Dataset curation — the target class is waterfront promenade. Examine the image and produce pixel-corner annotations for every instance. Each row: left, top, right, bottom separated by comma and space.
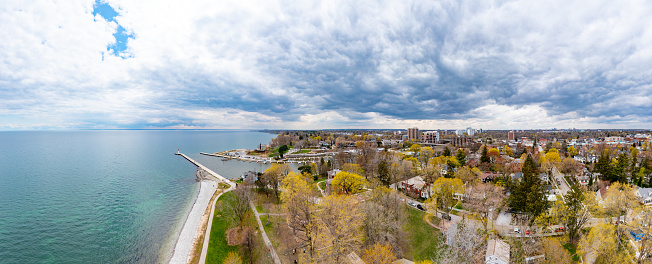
171, 153, 235, 264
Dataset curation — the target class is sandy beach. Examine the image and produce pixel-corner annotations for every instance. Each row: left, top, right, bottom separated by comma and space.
169, 179, 218, 264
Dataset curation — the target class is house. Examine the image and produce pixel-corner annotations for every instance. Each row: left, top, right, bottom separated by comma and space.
482, 172, 500, 183
328, 169, 342, 179
539, 172, 549, 183
595, 182, 610, 205
636, 187, 652, 206
511, 172, 523, 182
397, 176, 431, 199
486, 239, 510, 264
241, 171, 258, 183
345, 252, 365, 264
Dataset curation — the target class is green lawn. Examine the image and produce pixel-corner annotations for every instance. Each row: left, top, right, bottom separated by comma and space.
297, 149, 311, 153
563, 242, 580, 262
206, 192, 240, 263
405, 207, 444, 261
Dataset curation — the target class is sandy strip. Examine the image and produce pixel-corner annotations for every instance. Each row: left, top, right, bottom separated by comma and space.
169, 179, 218, 264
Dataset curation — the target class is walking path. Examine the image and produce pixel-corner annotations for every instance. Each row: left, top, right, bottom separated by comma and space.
250, 201, 282, 264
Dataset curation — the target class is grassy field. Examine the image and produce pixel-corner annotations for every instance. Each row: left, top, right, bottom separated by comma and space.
206, 192, 272, 264
206, 192, 240, 263
405, 208, 444, 261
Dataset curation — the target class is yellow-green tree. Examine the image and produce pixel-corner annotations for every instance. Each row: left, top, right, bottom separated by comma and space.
568, 146, 578, 156
281, 171, 318, 255
262, 163, 291, 202
487, 148, 501, 161
542, 238, 572, 264
409, 143, 421, 156
361, 243, 397, 264
223, 251, 242, 264
544, 148, 561, 163
578, 223, 631, 263
318, 195, 364, 263
504, 145, 514, 156
332, 171, 367, 194
430, 177, 464, 214
419, 146, 434, 166
454, 166, 480, 184
342, 163, 364, 175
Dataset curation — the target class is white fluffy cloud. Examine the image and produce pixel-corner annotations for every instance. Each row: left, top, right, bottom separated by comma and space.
1, 0, 652, 130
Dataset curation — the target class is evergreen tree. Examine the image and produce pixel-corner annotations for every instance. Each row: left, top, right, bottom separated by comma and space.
480, 145, 490, 164
508, 154, 548, 224
443, 147, 451, 157
445, 159, 455, 178
456, 148, 466, 165
595, 150, 613, 181
377, 160, 390, 186
613, 153, 629, 183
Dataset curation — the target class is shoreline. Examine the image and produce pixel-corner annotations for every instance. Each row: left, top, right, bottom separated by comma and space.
170, 153, 236, 264
169, 179, 217, 264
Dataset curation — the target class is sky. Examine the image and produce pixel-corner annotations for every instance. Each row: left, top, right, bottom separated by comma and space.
1, 0, 652, 130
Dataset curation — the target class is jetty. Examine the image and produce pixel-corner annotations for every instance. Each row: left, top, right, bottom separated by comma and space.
176, 153, 235, 188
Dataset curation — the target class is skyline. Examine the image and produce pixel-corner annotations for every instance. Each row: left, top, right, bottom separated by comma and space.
2, 0, 652, 130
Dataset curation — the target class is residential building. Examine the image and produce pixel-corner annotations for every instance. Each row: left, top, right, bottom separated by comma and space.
508, 130, 515, 141
423, 131, 440, 144
636, 187, 652, 206
397, 176, 431, 199
486, 239, 510, 264
452, 136, 473, 147
407, 127, 420, 141
466, 127, 475, 136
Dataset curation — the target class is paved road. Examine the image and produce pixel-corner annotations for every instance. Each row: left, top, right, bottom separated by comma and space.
250, 201, 282, 264
553, 167, 571, 195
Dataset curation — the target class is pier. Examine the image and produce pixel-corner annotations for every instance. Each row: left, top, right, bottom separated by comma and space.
175, 153, 235, 188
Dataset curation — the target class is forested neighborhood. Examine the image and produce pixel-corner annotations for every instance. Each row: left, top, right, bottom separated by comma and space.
215, 128, 652, 264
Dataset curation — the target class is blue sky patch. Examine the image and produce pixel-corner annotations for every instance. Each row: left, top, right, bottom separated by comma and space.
93, 0, 133, 58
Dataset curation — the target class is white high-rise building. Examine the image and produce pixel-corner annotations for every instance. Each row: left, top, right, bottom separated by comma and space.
466, 127, 475, 136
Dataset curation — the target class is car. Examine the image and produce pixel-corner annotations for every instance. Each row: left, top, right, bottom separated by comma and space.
514, 228, 520, 233
526, 230, 530, 235
417, 204, 425, 211
442, 214, 452, 220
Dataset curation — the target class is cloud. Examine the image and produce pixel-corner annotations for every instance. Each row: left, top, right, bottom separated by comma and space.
1, 0, 652, 129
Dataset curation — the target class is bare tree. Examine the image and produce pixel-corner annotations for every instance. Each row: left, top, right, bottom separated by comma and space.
464, 183, 505, 233
437, 219, 486, 264
362, 187, 407, 257
228, 183, 251, 225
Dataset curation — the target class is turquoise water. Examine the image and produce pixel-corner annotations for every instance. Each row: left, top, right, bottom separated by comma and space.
0, 130, 277, 264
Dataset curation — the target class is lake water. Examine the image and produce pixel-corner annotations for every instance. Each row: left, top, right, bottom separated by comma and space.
0, 130, 285, 264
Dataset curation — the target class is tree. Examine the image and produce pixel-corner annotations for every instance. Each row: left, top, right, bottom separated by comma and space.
508, 154, 548, 223
228, 183, 251, 225
442, 147, 451, 157
480, 145, 490, 164
437, 219, 485, 264
377, 160, 390, 186
604, 181, 638, 223
223, 251, 243, 264
420, 147, 434, 167
562, 184, 592, 245
456, 148, 466, 165
487, 148, 500, 162
332, 171, 367, 194
409, 144, 421, 156
613, 153, 630, 183
595, 150, 614, 181
504, 145, 513, 157
542, 238, 572, 264
578, 223, 631, 263
278, 144, 289, 158
544, 148, 561, 163
281, 171, 318, 256
361, 244, 397, 264
464, 183, 505, 233
262, 163, 291, 202
342, 163, 364, 175
362, 187, 407, 257
318, 195, 364, 263
568, 146, 578, 157
454, 166, 480, 184
429, 177, 464, 215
